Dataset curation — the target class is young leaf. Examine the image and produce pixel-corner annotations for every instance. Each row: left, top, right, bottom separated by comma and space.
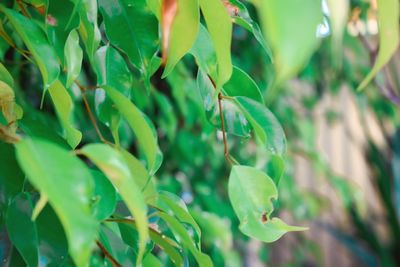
6, 193, 39, 267
254, 0, 322, 83
79, 144, 149, 265
15, 138, 98, 267
90, 170, 117, 221
358, 0, 399, 90
64, 30, 83, 88
199, 0, 233, 87
228, 165, 307, 242
162, 0, 200, 77
235, 96, 286, 156
98, 0, 159, 81
0, 6, 59, 88
48, 80, 82, 149
103, 85, 163, 174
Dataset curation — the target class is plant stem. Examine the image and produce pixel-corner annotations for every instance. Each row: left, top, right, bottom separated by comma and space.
96, 241, 122, 267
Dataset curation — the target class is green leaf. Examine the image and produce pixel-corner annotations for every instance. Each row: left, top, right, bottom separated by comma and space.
6, 193, 38, 267
77, 0, 101, 61
119, 148, 158, 205
0, 6, 59, 88
235, 96, 286, 156
254, 0, 322, 83
0, 62, 14, 87
158, 211, 213, 267
228, 165, 307, 242
93, 45, 132, 134
229, 0, 273, 60
15, 138, 97, 267
104, 85, 162, 174
98, 0, 159, 81
197, 69, 251, 137
64, 29, 83, 88
163, 0, 200, 77
47, 0, 80, 64
223, 66, 263, 103
190, 24, 218, 78
199, 0, 233, 87
90, 170, 117, 221
80, 144, 149, 265
358, 0, 399, 90
149, 229, 184, 266
157, 191, 201, 247
326, 0, 349, 66
48, 80, 82, 149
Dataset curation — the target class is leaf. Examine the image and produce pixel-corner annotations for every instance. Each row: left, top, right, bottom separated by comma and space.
0, 6, 59, 88
223, 66, 263, 103
196, 69, 251, 137
104, 85, 163, 174
235, 96, 286, 156
48, 80, 82, 149
190, 24, 218, 78
254, 0, 322, 83
6, 193, 38, 267
228, 165, 307, 243
0, 62, 14, 87
358, 0, 399, 90
158, 211, 213, 267
326, 0, 349, 66
162, 0, 200, 77
227, 0, 273, 60
199, 0, 233, 87
15, 138, 98, 267
119, 148, 158, 205
161, 0, 178, 63
64, 29, 83, 88
77, 0, 101, 61
157, 191, 201, 247
90, 170, 117, 221
47, 0, 80, 64
80, 144, 149, 265
98, 0, 159, 81
93, 45, 132, 134
149, 229, 184, 266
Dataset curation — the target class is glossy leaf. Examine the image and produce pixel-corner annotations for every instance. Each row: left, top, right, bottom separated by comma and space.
15, 138, 97, 267
223, 66, 263, 103
254, 0, 322, 83
94, 45, 132, 133
90, 170, 117, 221
228, 165, 307, 242
104, 85, 162, 174
199, 0, 233, 87
158, 212, 213, 267
64, 30, 83, 88
235, 96, 286, 156
80, 144, 149, 265
6, 193, 38, 267
228, 0, 273, 60
162, 0, 200, 77
98, 0, 159, 81
0, 6, 59, 88
358, 0, 399, 90
48, 80, 82, 149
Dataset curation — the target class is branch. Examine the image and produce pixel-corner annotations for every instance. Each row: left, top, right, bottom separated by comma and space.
96, 241, 122, 267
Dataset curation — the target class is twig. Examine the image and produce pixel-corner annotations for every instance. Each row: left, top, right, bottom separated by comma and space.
75, 81, 110, 144
96, 241, 122, 267
217, 93, 229, 158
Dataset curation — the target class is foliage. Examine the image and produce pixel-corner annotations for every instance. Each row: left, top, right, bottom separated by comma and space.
0, 0, 399, 266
